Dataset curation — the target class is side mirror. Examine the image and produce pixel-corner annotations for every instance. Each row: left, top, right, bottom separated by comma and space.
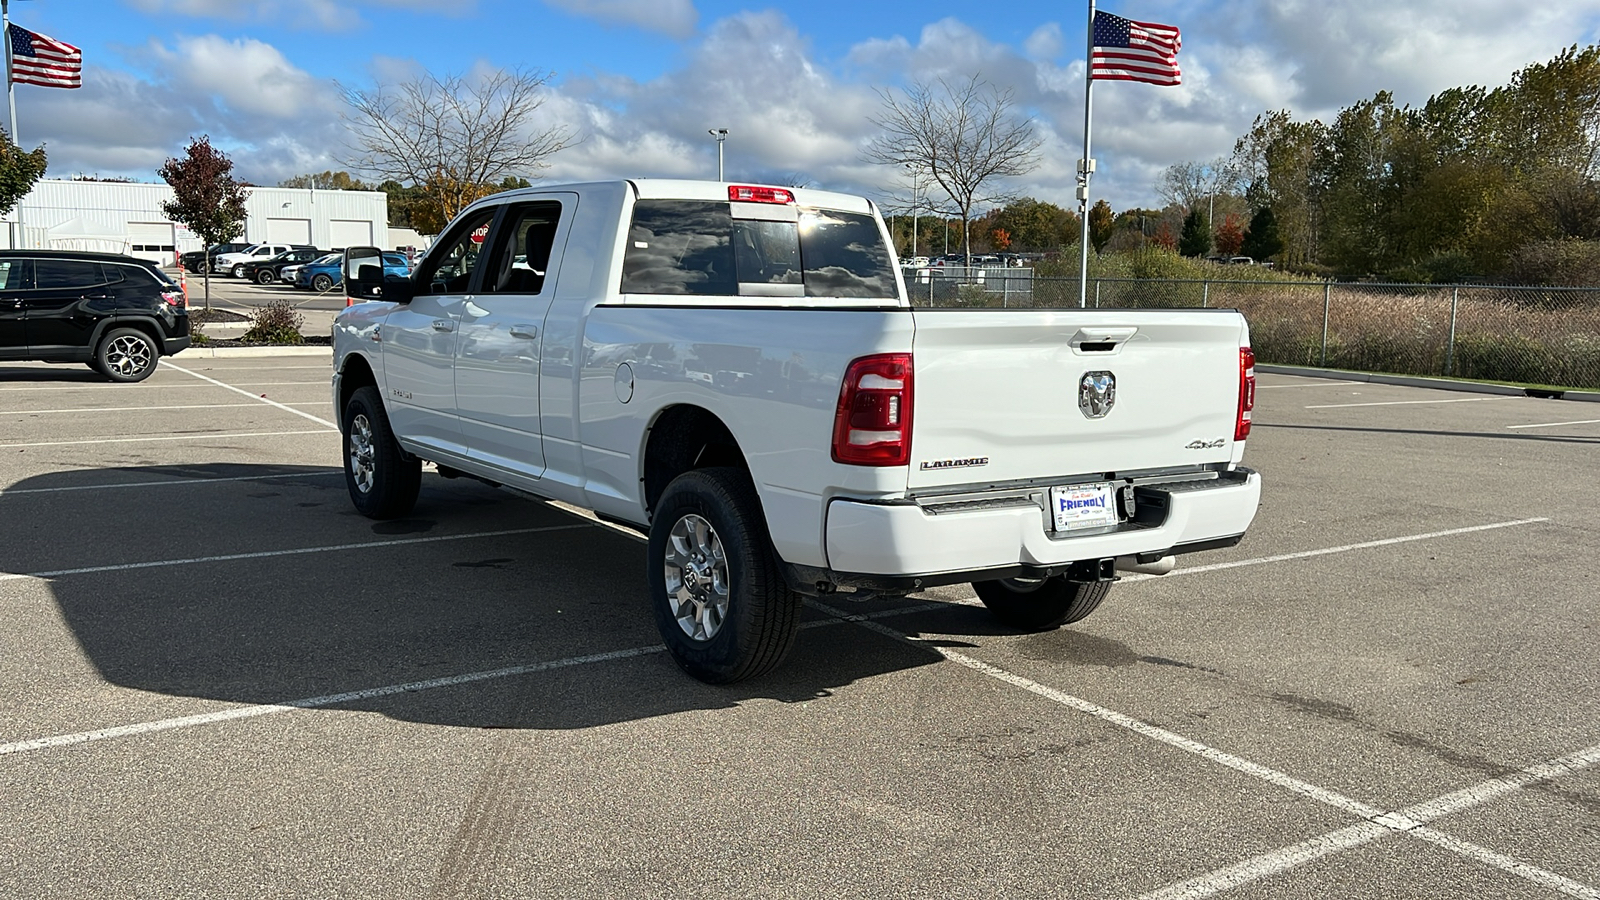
343, 248, 415, 303
343, 247, 385, 302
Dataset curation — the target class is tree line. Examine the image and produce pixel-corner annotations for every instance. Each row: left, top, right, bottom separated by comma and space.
1194, 44, 1600, 284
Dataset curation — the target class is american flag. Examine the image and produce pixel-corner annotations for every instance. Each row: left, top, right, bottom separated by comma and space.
8, 23, 82, 89
1090, 11, 1181, 86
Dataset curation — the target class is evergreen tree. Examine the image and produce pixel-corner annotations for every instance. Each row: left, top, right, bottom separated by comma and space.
1178, 208, 1211, 257
1240, 207, 1285, 262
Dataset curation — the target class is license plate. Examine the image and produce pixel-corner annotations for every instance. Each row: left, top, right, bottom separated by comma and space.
1050, 482, 1118, 532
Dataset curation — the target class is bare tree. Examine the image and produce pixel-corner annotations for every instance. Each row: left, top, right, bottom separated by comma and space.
1156, 158, 1239, 214
341, 68, 575, 230
864, 75, 1042, 261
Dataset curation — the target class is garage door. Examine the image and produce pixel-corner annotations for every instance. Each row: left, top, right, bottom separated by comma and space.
128, 223, 175, 265
266, 218, 312, 245
329, 219, 373, 249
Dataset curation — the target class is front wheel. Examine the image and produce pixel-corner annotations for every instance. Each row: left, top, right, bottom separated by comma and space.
342, 385, 421, 519
972, 576, 1112, 631
231, 263, 246, 278
256, 269, 275, 285
311, 273, 334, 292
648, 468, 803, 684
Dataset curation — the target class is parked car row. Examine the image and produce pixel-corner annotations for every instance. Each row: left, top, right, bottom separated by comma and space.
174, 244, 415, 293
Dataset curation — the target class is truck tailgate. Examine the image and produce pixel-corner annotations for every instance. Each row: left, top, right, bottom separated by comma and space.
906, 308, 1248, 490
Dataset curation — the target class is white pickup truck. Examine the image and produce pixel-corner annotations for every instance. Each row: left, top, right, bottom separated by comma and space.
332, 179, 1261, 683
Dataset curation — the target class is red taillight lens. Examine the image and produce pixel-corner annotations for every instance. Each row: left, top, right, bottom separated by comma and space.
832, 354, 913, 466
728, 185, 795, 204
161, 290, 186, 308
1235, 347, 1256, 441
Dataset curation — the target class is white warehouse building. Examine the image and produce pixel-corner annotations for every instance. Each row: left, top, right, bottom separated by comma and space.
0, 179, 390, 266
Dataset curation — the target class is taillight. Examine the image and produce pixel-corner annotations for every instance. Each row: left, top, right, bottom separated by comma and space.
1235, 347, 1256, 441
728, 185, 794, 204
161, 290, 185, 308
832, 354, 913, 466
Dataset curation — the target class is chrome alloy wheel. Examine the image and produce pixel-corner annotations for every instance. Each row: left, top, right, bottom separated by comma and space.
664, 513, 730, 642
104, 334, 152, 378
348, 413, 376, 494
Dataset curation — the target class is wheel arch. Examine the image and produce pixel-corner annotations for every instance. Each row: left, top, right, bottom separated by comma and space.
641, 404, 749, 518
336, 351, 379, 420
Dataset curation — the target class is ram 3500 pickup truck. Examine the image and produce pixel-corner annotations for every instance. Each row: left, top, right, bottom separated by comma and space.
332, 179, 1261, 683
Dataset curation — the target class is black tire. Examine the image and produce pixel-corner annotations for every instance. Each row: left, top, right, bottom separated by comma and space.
231, 263, 246, 278
256, 269, 275, 285
95, 328, 159, 383
341, 385, 421, 519
312, 273, 334, 292
648, 467, 803, 684
972, 577, 1112, 631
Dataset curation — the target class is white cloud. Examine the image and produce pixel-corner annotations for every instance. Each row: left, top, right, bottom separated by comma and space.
1023, 23, 1063, 61
149, 35, 334, 120
541, 0, 697, 39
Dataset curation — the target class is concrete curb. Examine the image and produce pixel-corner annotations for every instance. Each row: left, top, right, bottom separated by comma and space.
173, 345, 332, 359
1258, 364, 1600, 402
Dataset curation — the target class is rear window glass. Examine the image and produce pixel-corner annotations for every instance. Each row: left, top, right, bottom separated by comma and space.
621, 200, 896, 299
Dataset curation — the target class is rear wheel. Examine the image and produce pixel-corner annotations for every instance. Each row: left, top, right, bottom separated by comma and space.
972, 576, 1112, 631
342, 385, 421, 519
95, 328, 159, 383
648, 468, 803, 684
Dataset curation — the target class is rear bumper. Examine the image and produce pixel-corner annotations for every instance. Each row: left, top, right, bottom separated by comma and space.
815, 467, 1260, 591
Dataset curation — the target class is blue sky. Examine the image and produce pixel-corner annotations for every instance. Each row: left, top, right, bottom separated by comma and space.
13, 0, 1600, 213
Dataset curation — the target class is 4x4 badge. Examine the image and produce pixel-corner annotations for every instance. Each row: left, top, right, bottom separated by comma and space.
1078, 371, 1116, 419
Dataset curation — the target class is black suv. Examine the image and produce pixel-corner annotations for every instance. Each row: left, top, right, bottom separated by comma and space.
238, 247, 324, 285
0, 251, 191, 382
179, 242, 249, 274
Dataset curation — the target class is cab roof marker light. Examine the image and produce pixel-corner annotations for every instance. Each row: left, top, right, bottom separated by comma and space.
728, 185, 795, 204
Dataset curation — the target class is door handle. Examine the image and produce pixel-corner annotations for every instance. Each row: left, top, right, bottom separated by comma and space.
509, 325, 539, 340
431, 319, 455, 332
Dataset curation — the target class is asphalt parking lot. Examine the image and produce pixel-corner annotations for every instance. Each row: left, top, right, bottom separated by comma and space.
1, 355, 1597, 899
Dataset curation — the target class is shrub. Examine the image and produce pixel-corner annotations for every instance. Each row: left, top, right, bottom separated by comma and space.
241, 299, 305, 344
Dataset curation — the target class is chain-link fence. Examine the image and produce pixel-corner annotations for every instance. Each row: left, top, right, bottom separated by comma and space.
902, 269, 1600, 390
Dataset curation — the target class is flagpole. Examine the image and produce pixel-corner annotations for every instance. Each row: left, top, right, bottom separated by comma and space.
2, 0, 21, 249
1077, 0, 1095, 308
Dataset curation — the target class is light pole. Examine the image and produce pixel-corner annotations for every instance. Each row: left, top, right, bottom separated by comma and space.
905, 164, 920, 259
708, 128, 728, 181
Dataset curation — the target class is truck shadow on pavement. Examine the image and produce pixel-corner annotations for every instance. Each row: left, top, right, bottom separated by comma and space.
11, 464, 986, 732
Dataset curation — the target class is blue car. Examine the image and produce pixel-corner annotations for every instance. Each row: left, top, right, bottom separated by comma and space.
295, 252, 411, 292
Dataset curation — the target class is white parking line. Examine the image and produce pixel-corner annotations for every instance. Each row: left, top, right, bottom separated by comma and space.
0, 523, 592, 583
162, 361, 339, 429
0, 471, 342, 498
186, 365, 332, 370
1139, 742, 1600, 900
1117, 518, 1549, 583
0, 383, 219, 392
0, 430, 332, 449
1507, 419, 1600, 430
0, 403, 265, 416
811, 599, 1600, 900
0, 602, 944, 757
1306, 397, 1501, 409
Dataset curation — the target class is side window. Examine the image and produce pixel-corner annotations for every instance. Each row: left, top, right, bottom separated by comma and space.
0, 259, 29, 290
35, 260, 106, 289
415, 210, 497, 295
482, 201, 563, 295
621, 201, 736, 296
